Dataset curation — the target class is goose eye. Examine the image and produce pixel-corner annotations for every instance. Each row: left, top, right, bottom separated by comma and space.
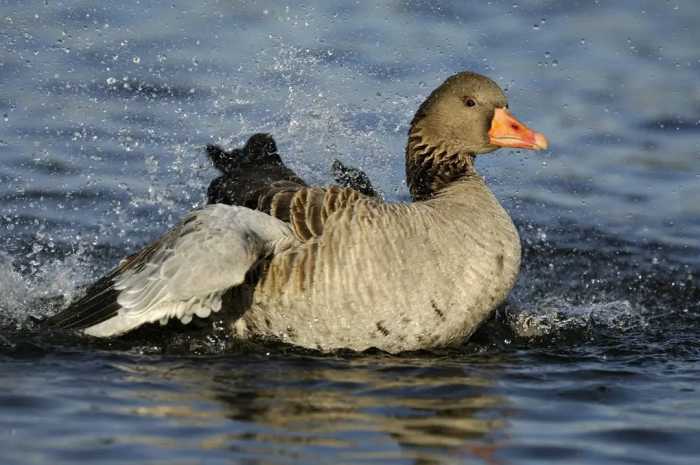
464, 98, 476, 107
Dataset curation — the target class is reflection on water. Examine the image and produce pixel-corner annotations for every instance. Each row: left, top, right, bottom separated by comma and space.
113, 355, 509, 464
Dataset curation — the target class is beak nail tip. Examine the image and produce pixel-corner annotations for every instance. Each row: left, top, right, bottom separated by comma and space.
534, 133, 549, 150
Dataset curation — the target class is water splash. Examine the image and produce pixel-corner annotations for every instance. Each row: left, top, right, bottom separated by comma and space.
506, 298, 648, 341
0, 246, 94, 330
0, 253, 31, 328
208, 41, 406, 192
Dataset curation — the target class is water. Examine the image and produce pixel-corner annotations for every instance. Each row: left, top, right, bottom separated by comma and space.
1, 1, 699, 464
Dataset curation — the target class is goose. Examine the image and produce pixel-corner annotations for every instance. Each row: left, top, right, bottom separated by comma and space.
47, 71, 548, 353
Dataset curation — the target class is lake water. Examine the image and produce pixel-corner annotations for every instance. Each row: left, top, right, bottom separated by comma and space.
1, 1, 699, 464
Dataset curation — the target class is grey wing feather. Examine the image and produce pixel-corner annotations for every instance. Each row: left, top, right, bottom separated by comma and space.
51, 204, 293, 337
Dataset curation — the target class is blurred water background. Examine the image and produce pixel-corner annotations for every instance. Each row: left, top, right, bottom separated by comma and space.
1, 1, 699, 464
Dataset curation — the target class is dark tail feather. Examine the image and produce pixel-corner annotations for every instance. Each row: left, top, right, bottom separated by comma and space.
207, 133, 281, 175
205, 134, 377, 209
206, 144, 240, 175
331, 160, 377, 197
206, 133, 306, 207
243, 133, 278, 162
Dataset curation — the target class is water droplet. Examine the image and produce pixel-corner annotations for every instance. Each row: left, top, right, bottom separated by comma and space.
544, 51, 551, 59
106, 76, 116, 85
132, 56, 140, 64
532, 24, 540, 30
579, 38, 586, 45
2, 114, 7, 122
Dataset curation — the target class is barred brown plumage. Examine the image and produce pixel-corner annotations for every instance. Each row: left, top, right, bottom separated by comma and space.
47, 71, 548, 352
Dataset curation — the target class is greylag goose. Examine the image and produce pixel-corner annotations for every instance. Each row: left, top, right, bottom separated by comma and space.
48, 71, 548, 353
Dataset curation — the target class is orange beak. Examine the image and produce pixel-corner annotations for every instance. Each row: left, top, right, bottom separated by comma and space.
488, 107, 548, 151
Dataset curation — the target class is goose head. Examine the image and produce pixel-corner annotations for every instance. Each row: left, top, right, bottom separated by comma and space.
410, 71, 548, 154
406, 71, 548, 199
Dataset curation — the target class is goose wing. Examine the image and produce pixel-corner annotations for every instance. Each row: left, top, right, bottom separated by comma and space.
263, 185, 371, 241
47, 204, 293, 336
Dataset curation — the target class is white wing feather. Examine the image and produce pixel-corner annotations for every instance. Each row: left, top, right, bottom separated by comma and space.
84, 204, 293, 337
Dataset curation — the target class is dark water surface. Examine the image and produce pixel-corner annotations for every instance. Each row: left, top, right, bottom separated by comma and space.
1, 1, 699, 464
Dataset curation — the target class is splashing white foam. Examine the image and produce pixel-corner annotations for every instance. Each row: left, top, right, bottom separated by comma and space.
206, 42, 411, 194
0, 247, 95, 329
0, 253, 31, 327
507, 297, 649, 339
